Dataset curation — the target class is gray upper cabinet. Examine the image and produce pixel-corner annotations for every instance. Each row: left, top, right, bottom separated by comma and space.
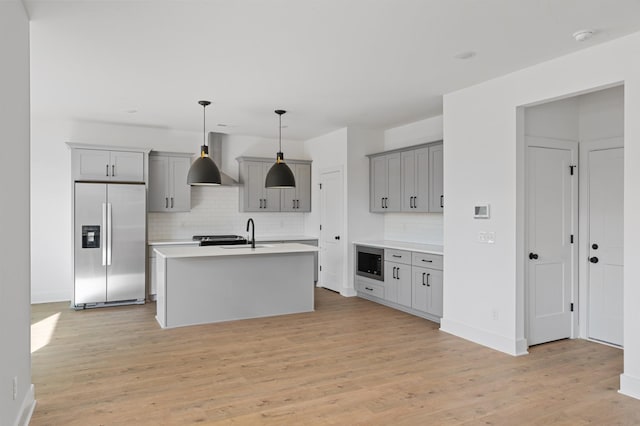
238, 159, 281, 212
281, 163, 311, 212
429, 144, 444, 212
401, 147, 429, 212
369, 141, 443, 213
237, 157, 312, 213
148, 152, 192, 212
370, 153, 401, 212
72, 148, 144, 182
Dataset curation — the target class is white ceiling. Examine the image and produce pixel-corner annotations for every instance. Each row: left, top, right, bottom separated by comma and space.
26, 0, 640, 141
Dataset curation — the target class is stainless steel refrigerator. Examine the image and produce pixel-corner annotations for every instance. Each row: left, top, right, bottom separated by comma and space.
74, 182, 146, 308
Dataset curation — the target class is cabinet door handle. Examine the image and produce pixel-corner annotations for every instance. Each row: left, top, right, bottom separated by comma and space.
422, 272, 426, 286
261, 199, 265, 209
293, 199, 296, 209
264, 198, 267, 208
426, 273, 431, 287
170, 197, 174, 208
440, 195, 444, 208
414, 196, 417, 208
165, 197, 168, 208
392, 254, 401, 258
106, 164, 109, 176
385, 197, 388, 208
396, 267, 400, 280
381, 198, 384, 209
296, 200, 299, 209
112, 164, 115, 177
421, 259, 433, 263
365, 286, 373, 291
392, 266, 396, 279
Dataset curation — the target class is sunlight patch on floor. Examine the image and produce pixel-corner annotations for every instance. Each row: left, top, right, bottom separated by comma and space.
31, 312, 60, 353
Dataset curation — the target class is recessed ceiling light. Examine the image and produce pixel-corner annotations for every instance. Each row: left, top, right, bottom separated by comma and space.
126, 109, 138, 114
573, 29, 595, 42
216, 123, 227, 127
454, 51, 476, 60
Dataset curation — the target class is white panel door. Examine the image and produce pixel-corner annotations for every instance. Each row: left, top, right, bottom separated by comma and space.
319, 169, 344, 293
588, 146, 624, 346
527, 139, 577, 346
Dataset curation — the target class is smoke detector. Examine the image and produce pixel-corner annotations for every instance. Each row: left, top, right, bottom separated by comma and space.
573, 30, 595, 42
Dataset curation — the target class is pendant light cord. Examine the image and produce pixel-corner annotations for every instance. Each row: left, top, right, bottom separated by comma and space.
279, 113, 282, 152
203, 103, 207, 147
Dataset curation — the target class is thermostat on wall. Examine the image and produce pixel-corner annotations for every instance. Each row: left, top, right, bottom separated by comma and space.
474, 204, 490, 219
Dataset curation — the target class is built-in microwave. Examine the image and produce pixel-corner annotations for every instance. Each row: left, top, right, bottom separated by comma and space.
355, 245, 384, 281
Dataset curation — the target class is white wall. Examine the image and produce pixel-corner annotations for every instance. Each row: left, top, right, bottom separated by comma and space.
29, 117, 307, 303
383, 115, 444, 244
0, 1, 35, 424
442, 31, 640, 399
303, 127, 385, 295
346, 127, 385, 292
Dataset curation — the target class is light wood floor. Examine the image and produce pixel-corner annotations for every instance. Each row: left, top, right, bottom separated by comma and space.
31, 288, 639, 425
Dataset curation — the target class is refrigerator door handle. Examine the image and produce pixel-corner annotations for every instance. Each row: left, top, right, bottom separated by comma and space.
107, 202, 113, 266
102, 203, 107, 266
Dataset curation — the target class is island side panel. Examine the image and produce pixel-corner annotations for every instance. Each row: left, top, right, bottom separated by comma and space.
155, 253, 167, 327
164, 252, 314, 328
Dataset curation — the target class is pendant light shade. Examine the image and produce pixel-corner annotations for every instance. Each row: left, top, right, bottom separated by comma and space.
187, 100, 221, 186
265, 110, 296, 188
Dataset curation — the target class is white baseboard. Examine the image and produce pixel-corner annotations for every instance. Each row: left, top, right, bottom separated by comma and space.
619, 373, 640, 400
14, 384, 35, 426
440, 317, 527, 356
31, 290, 70, 304
340, 287, 357, 297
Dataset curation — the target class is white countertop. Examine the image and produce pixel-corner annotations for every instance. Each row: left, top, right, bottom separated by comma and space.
148, 235, 318, 246
353, 240, 444, 255
148, 239, 200, 246
155, 242, 319, 259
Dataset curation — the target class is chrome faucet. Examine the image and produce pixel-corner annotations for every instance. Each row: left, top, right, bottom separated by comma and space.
246, 218, 255, 249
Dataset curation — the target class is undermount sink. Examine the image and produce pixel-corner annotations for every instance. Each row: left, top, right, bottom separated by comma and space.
220, 244, 273, 250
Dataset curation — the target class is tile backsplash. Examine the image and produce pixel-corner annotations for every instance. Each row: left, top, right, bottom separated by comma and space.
148, 186, 306, 241
384, 213, 443, 245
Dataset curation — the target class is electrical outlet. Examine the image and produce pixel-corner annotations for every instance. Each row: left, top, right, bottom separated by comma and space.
13, 376, 17, 400
478, 232, 486, 243
486, 232, 496, 244
492, 309, 499, 321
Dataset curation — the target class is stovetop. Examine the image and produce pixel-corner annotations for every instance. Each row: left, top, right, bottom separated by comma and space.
193, 235, 248, 246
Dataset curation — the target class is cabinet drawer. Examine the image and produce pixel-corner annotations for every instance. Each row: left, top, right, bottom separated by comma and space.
385, 249, 411, 265
412, 252, 443, 270
357, 280, 385, 298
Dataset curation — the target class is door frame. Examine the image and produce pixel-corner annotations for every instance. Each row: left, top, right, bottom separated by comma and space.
524, 136, 579, 345
578, 137, 624, 344
318, 166, 346, 294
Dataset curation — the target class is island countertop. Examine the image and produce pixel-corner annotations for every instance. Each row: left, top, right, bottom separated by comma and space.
154, 242, 319, 259
352, 240, 443, 255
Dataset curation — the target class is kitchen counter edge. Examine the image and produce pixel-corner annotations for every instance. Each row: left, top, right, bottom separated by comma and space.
353, 240, 443, 255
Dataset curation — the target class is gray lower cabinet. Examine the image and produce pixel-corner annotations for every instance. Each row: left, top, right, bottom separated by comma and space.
70, 147, 145, 182
357, 247, 443, 322
237, 157, 312, 212
148, 152, 192, 212
411, 252, 443, 317
412, 266, 443, 317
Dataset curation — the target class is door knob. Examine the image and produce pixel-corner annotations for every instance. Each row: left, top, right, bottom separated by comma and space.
589, 256, 599, 263
592, 243, 599, 250
529, 253, 538, 260
334, 236, 340, 240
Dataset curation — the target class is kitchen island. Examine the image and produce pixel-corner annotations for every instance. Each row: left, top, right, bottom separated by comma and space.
154, 243, 318, 328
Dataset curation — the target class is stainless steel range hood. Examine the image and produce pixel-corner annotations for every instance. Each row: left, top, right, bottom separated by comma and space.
208, 132, 238, 186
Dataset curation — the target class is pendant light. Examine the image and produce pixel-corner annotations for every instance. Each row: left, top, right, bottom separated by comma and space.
187, 100, 221, 185
265, 109, 296, 188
